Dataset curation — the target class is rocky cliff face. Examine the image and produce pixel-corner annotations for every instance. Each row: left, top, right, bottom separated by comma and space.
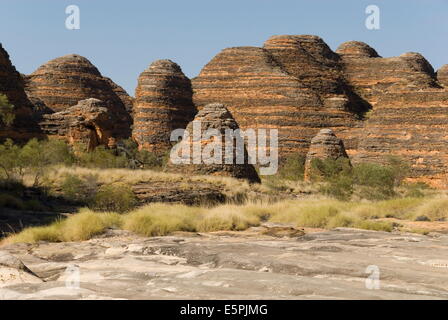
133, 60, 196, 153
0, 44, 42, 141
336, 41, 448, 187
192, 40, 363, 160
166, 103, 261, 183
24, 54, 132, 142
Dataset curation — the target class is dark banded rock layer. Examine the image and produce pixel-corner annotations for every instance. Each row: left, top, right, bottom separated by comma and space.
166, 103, 261, 183
353, 90, 448, 188
192, 42, 363, 160
304, 129, 350, 181
263, 35, 344, 96
39, 98, 117, 150
104, 77, 134, 114
24, 54, 132, 142
0, 44, 42, 141
133, 60, 196, 153
336, 41, 439, 106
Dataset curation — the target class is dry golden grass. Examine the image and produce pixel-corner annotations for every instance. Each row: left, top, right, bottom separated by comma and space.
6, 197, 448, 242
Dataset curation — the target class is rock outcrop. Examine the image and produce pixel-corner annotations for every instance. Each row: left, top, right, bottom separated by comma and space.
0, 44, 41, 141
39, 98, 117, 150
304, 129, 350, 180
192, 40, 363, 160
24, 54, 132, 141
437, 65, 448, 87
133, 60, 196, 153
1, 229, 447, 299
167, 103, 261, 183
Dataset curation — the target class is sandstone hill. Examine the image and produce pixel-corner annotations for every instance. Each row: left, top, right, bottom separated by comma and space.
1, 36, 448, 186
23, 54, 132, 143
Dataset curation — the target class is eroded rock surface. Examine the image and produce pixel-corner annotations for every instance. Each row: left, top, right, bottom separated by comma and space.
192, 41, 363, 160
166, 103, 261, 183
133, 60, 196, 153
1, 228, 447, 299
24, 54, 132, 140
39, 98, 118, 149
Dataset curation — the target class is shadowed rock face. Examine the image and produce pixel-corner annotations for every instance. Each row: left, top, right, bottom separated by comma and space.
263, 35, 344, 96
304, 129, 350, 180
167, 103, 261, 183
192, 42, 363, 160
0, 44, 42, 141
133, 59, 196, 153
24, 54, 132, 141
104, 77, 134, 114
39, 98, 117, 150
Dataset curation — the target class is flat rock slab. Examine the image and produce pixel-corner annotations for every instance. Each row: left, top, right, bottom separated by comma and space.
0, 228, 447, 299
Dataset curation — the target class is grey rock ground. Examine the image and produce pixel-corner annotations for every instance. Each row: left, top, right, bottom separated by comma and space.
0, 227, 447, 300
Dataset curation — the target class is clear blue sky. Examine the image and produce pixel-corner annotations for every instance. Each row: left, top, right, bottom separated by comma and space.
1, 0, 447, 95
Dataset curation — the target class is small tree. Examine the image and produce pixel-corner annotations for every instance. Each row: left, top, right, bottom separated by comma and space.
0, 94, 15, 126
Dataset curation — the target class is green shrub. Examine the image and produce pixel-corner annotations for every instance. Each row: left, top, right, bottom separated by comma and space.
385, 155, 410, 186
0, 139, 23, 181
0, 94, 15, 126
278, 155, 305, 181
319, 175, 354, 201
353, 163, 396, 200
77, 146, 128, 169
90, 182, 137, 213
309, 158, 352, 181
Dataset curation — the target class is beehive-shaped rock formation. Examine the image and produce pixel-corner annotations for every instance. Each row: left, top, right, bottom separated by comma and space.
167, 103, 261, 183
39, 98, 117, 150
192, 40, 363, 160
0, 44, 41, 141
133, 60, 196, 153
24, 54, 132, 141
304, 129, 350, 180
